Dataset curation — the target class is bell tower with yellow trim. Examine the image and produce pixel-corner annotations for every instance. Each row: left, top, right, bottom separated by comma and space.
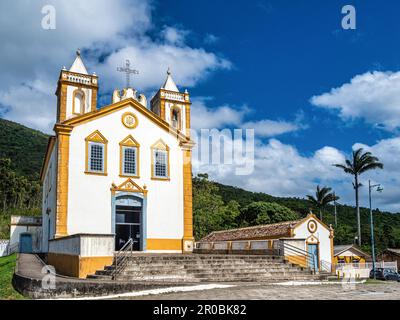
150, 69, 191, 137
56, 49, 98, 123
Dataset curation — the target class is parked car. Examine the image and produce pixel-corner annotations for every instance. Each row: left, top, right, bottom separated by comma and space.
369, 268, 400, 281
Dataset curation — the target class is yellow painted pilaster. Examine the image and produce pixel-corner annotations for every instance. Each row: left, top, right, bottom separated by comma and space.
54, 124, 73, 238
182, 147, 194, 252
91, 87, 98, 112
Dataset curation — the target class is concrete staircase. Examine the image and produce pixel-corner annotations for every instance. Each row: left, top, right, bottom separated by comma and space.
87, 254, 322, 283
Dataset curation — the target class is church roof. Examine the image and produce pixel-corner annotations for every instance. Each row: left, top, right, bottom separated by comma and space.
334, 244, 371, 258
199, 213, 332, 243
200, 219, 303, 242
383, 248, 400, 256
69, 49, 88, 74
161, 68, 179, 92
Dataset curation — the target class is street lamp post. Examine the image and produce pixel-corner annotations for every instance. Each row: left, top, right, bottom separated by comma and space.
333, 192, 338, 228
368, 180, 383, 280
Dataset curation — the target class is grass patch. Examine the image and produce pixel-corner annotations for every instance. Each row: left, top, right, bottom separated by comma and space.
0, 254, 25, 300
364, 278, 385, 285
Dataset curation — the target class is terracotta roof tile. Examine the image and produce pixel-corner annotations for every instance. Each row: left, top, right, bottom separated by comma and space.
200, 219, 303, 242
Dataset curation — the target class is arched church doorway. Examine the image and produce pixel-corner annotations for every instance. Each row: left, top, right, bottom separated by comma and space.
114, 195, 144, 251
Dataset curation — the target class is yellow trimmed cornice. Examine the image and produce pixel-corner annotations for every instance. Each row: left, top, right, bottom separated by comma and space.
111, 178, 148, 196
54, 124, 73, 136
180, 140, 196, 150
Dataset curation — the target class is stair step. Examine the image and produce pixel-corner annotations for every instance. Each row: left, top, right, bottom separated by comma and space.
87, 254, 316, 283
122, 262, 290, 270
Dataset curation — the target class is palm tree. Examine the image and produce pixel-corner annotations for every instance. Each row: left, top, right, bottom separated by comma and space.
306, 186, 339, 221
334, 148, 383, 246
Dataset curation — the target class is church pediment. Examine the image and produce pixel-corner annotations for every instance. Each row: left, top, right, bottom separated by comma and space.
120, 135, 140, 147
111, 178, 147, 195
85, 130, 108, 143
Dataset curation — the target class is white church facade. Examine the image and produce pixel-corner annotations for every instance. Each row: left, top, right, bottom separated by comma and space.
40, 51, 195, 278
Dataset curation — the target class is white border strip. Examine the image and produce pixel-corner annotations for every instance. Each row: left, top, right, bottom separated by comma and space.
49, 284, 235, 300
273, 280, 366, 286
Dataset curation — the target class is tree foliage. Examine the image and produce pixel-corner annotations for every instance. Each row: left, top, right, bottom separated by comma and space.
306, 185, 339, 221
193, 174, 240, 240
334, 148, 384, 246
239, 201, 299, 227
0, 119, 48, 178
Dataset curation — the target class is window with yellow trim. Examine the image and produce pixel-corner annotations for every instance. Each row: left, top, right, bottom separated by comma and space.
151, 139, 170, 180
119, 135, 140, 178
85, 130, 108, 175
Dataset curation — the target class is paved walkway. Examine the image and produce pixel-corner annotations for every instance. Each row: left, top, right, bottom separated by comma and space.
121, 281, 400, 300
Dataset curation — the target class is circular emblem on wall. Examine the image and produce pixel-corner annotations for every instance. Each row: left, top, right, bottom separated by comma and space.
307, 220, 318, 233
122, 112, 138, 129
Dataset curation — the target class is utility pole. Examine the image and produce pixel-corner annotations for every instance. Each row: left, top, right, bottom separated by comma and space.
369, 180, 383, 280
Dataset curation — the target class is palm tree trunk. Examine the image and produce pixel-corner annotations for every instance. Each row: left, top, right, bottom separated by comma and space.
319, 209, 323, 221
355, 174, 361, 246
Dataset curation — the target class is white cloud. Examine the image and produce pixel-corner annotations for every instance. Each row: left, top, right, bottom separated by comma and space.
191, 97, 246, 130
194, 137, 346, 197
95, 41, 231, 93
204, 34, 219, 44
353, 137, 400, 211
194, 134, 400, 212
162, 26, 189, 46
0, 0, 231, 132
0, 80, 55, 132
242, 119, 300, 137
191, 97, 303, 137
310, 71, 400, 132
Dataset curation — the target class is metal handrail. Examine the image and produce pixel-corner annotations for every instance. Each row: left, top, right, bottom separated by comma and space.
112, 238, 134, 280
320, 260, 333, 273
280, 242, 317, 273
7, 242, 19, 256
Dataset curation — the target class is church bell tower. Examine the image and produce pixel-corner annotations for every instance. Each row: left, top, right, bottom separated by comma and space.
55, 50, 98, 123
151, 69, 191, 137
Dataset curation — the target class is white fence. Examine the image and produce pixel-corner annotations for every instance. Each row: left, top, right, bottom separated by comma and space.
0, 240, 19, 257
335, 261, 398, 279
336, 261, 397, 271
0, 240, 9, 257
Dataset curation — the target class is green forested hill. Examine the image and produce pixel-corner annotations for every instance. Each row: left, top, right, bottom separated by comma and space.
0, 119, 49, 178
212, 181, 400, 253
0, 119, 399, 254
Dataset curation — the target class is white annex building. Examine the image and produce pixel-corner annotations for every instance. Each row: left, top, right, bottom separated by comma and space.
40, 51, 195, 278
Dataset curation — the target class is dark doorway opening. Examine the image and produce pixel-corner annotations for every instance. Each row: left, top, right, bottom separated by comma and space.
115, 205, 141, 251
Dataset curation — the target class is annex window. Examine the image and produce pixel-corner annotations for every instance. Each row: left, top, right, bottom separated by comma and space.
151, 139, 170, 180
119, 135, 140, 178
85, 130, 108, 175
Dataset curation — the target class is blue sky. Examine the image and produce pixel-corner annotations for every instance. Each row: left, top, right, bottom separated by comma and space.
0, 0, 399, 212
154, 0, 397, 152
